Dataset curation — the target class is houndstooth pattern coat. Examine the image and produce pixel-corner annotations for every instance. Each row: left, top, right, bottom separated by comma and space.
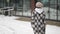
31, 10, 46, 34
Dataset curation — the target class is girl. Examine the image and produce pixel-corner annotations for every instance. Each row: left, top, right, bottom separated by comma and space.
31, 2, 46, 34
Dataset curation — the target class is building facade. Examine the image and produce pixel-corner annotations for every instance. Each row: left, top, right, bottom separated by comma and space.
0, 0, 60, 21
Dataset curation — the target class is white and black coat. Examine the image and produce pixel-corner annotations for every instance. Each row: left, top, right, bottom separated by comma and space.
31, 8, 46, 34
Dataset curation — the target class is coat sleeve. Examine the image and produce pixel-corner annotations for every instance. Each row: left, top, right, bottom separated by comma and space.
31, 11, 35, 23
42, 11, 46, 24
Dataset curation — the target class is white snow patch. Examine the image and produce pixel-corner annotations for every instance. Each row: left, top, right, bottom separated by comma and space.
0, 15, 60, 34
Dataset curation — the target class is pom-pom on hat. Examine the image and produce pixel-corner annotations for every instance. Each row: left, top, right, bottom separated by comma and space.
36, 2, 43, 8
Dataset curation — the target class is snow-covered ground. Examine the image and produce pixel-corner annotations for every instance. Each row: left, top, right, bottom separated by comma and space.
0, 15, 60, 34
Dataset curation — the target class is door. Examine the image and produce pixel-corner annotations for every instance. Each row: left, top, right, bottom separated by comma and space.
15, 0, 23, 16
58, 0, 60, 20
13, 0, 31, 16
48, 0, 60, 21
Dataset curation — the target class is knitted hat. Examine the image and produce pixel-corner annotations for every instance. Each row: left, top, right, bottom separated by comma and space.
36, 2, 43, 8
